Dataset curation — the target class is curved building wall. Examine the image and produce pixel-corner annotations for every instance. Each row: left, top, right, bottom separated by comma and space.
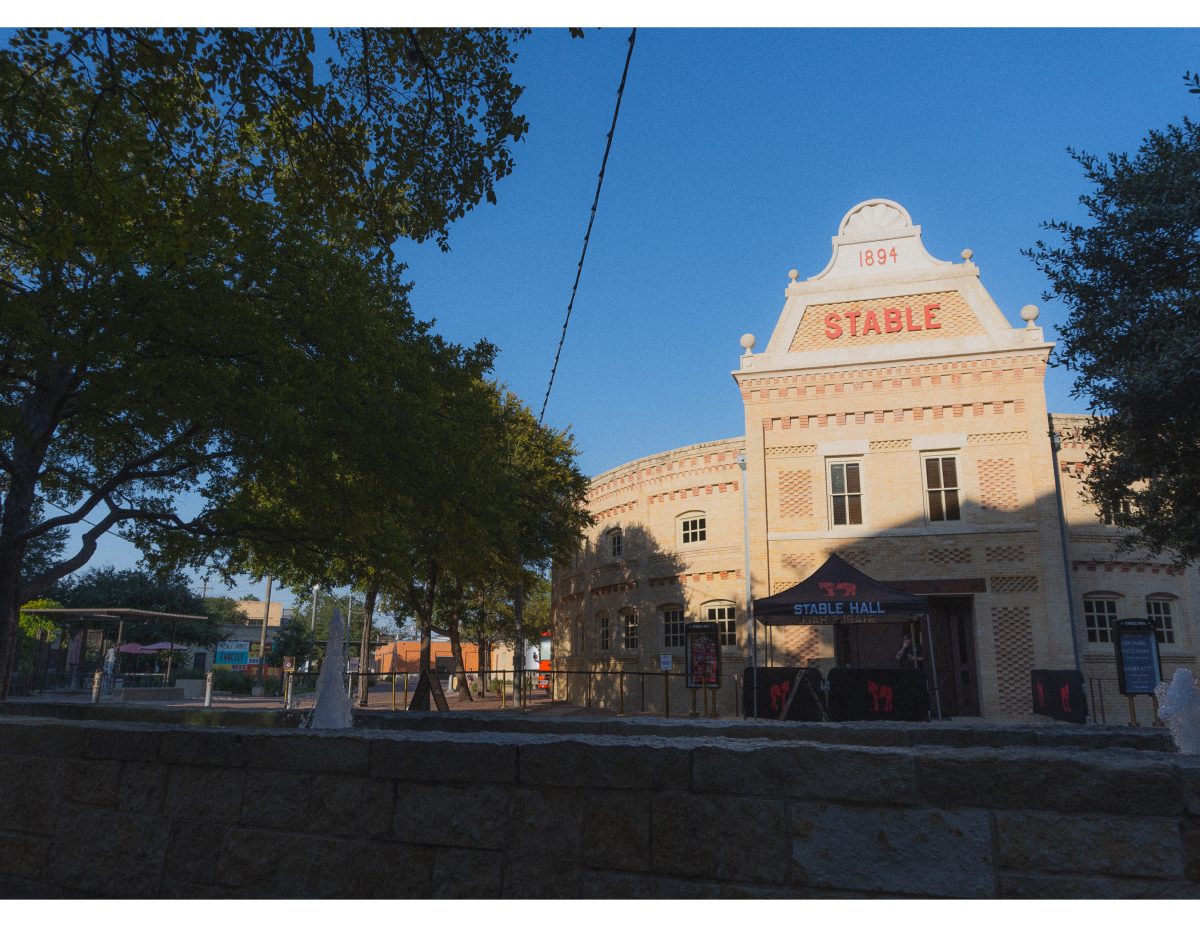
553, 199, 1200, 721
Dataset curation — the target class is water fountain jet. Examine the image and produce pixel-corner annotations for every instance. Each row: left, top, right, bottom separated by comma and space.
1156, 667, 1200, 755
305, 605, 354, 730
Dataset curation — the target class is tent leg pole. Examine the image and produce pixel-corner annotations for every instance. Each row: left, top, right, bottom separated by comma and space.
924, 613, 943, 720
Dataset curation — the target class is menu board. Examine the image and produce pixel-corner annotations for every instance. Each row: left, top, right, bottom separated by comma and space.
1113, 618, 1163, 695
685, 622, 721, 690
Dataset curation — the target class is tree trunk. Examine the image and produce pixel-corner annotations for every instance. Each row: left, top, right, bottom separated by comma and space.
477, 630, 489, 697
448, 605, 472, 701
358, 583, 378, 707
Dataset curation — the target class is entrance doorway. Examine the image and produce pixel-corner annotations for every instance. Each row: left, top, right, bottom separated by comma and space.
833, 596, 980, 717
927, 596, 980, 717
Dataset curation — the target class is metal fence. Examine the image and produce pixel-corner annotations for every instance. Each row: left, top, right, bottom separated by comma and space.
276, 667, 741, 717
7, 669, 170, 695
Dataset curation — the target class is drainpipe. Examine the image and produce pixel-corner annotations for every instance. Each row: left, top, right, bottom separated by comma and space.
738, 453, 757, 718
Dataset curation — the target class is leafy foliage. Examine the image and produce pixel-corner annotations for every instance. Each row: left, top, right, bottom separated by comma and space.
51, 566, 223, 645
1029, 116, 1200, 560
0, 28, 529, 696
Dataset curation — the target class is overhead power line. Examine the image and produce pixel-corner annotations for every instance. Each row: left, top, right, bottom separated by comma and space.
539, 27, 637, 424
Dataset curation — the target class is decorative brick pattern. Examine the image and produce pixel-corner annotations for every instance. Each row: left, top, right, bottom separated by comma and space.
1072, 561, 1186, 576
991, 606, 1034, 716
777, 470, 814, 519
869, 439, 912, 452
986, 546, 1027, 563
646, 482, 738, 506
591, 582, 637, 597
978, 458, 1020, 512
781, 553, 815, 573
764, 444, 817, 458
837, 547, 874, 569
990, 575, 1039, 595
593, 500, 637, 521
789, 290, 984, 352
968, 431, 1027, 446
647, 570, 742, 587
784, 625, 823, 662
761, 400, 1025, 431
927, 546, 973, 565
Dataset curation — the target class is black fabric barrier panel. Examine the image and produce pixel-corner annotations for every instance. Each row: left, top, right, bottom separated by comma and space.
826, 667, 929, 722
742, 667, 826, 721
1030, 669, 1088, 724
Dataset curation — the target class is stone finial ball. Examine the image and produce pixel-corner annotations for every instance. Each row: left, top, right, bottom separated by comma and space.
788, 269, 799, 281
740, 333, 756, 352
960, 248, 974, 261
1020, 304, 1040, 324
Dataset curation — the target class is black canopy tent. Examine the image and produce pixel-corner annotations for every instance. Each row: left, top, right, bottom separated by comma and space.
751, 554, 942, 718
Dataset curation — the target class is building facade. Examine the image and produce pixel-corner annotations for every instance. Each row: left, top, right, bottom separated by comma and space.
551, 199, 1199, 721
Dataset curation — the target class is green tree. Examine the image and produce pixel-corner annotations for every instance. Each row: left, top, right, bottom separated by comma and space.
1029, 115, 1200, 561
52, 566, 222, 646
0, 27, 529, 697
268, 618, 316, 669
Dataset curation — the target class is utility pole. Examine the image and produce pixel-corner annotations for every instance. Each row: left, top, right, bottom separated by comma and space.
255, 575, 273, 693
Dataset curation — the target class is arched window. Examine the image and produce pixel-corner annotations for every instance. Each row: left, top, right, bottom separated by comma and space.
1146, 595, 1177, 645
607, 527, 623, 558
703, 600, 737, 646
678, 510, 707, 545
660, 604, 685, 649
621, 608, 639, 650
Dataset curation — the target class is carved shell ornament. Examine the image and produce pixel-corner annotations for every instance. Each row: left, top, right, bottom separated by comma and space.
841, 202, 909, 238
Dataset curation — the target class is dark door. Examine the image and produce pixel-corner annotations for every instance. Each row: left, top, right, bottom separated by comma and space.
925, 596, 980, 717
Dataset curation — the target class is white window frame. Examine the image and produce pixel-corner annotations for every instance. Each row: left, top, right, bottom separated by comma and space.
621, 609, 639, 650
1146, 597, 1177, 646
678, 511, 707, 546
1083, 596, 1119, 644
704, 601, 737, 647
661, 606, 685, 649
827, 459, 864, 528
922, 454, 962, 523
608, 527, 622, 558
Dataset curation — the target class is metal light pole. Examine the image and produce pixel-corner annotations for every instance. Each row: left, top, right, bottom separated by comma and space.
255, 575, 273, 692
1049, 425, 1083, 673
738, 453, 758, 719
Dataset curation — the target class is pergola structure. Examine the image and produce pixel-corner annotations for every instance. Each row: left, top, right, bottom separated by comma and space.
19, 607, 208, 685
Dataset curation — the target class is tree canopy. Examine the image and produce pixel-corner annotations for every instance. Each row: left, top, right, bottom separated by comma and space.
0, 27, 529, 697
1029, 113, 1200, 561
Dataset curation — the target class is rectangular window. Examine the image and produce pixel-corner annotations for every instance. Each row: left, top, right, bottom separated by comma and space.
662, 609, 685, 648
599, 614, 610, 651
828, 461, 863, 526
1147, 599, 1176, 645
681, 516, 707, 544
610, 531, 622, 557
1084, 598, 1118, 643
1100, 495, 1133, 526
623, 612, 639, 650
706, 604, 737, 646
924, 456, 961, 522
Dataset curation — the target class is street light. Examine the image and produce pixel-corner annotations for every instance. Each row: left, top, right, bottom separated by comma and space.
307, 583, 320, 673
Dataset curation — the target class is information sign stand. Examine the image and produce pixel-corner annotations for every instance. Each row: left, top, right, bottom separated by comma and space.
1113, 618, 1163, 727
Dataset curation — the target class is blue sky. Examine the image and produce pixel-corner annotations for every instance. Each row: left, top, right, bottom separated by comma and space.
56, 26, 1200, 602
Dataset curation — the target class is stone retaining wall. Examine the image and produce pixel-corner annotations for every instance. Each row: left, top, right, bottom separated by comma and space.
0, 716, 1197, 898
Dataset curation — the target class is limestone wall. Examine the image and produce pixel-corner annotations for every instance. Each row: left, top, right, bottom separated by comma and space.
1, 717, 1197, 899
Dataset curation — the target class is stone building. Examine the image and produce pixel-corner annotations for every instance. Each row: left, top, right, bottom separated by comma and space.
551, 199, 1199, 721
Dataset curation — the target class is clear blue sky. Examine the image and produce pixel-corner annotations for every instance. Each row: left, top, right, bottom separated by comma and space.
65, 26, 1200, 601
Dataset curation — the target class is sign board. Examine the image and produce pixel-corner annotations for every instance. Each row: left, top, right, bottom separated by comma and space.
685, 622, 720, 689
215, 641, 251, 666
743, 667, 826, 721
1030, 669, 1087, 723
659, 654, 673, 672
348, 659, 360, 672
1113, 618, 1163, 695
282, 656, 295, 672
826, 668, 929, 722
